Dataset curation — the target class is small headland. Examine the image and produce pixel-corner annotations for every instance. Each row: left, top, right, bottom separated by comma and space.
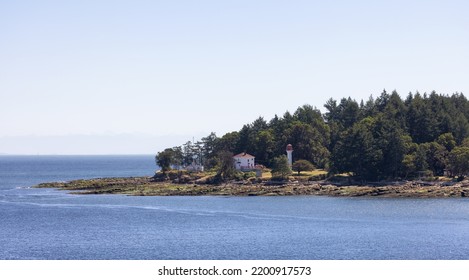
34, 170, 469, 198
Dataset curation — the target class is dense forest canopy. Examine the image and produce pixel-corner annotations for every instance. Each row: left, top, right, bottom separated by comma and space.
157, 90, 469, 180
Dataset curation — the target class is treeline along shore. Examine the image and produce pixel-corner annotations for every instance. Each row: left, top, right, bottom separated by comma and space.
36, 91, 469, 197
155, 91, 469, 183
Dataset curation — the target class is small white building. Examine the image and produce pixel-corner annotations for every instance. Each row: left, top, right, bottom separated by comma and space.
233, 152, 255, 170
186, 162, 204, 172
185, 158, 204, 172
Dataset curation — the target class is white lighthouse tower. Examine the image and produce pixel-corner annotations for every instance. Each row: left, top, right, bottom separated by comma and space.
286, 144, 293, 166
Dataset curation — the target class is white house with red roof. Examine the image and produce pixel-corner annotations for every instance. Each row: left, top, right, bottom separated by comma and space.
233, 152, 255, 170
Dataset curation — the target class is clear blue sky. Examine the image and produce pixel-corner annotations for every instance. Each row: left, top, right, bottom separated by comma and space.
1, 0, 468, 154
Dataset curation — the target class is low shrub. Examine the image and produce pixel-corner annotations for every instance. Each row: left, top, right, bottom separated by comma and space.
243, 172, 256, 179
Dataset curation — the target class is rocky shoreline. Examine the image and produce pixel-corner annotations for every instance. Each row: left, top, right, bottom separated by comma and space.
34, 176, 469, 198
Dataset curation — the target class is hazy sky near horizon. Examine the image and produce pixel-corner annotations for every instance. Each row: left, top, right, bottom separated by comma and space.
1, 0, 468, 154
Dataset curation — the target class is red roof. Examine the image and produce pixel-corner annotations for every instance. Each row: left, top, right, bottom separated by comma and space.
233, 152, 255, 159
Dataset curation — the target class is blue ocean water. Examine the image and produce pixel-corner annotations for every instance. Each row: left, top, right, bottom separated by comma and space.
1, 155, 469, 260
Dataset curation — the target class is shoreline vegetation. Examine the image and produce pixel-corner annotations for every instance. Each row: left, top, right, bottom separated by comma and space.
34, 171, 469, 198
35, 92, 469, 198
155, 92, 469, 185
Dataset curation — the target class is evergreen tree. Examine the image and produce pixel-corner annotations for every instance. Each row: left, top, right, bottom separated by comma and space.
253, 129, 275, 166
214, 131, 239, 154
448, 147, 469, 178
271, 155, 292, 180
155, 148, 177, 174
331, 117, 382, 180
214, 151, 236, 182
292, 160, 315, 175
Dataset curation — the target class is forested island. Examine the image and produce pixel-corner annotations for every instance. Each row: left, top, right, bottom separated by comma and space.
36, 91, 469, 197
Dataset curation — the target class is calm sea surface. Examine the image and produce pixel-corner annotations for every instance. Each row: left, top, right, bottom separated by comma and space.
1, 155, 469, 260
